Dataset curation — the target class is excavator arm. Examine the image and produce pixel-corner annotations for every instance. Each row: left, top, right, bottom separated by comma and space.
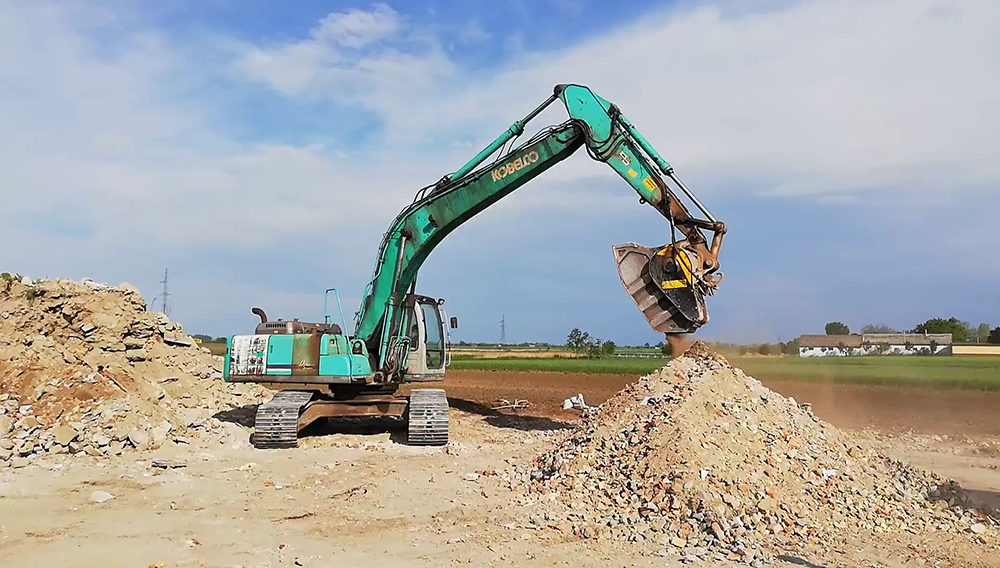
354, 84, 726, 371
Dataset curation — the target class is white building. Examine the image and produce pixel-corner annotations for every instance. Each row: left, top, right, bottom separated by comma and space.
798, 333, 952, 357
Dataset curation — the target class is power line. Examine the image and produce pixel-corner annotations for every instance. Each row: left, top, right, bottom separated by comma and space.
500, 314, 506, 345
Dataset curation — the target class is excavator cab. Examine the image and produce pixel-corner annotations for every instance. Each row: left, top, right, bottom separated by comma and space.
404, 295, 452, 382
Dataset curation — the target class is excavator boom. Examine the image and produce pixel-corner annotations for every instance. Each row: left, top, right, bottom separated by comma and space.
354, 84, 726, 370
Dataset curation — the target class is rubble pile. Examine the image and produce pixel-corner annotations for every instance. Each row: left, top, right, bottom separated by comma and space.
506, 345, 995, 563
0, 277, 267, 468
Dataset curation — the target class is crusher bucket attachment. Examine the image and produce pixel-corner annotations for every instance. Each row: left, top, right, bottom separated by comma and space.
613, 242, 709, 334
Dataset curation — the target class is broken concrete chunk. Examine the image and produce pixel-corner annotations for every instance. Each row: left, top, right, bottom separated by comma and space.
52, 425, 78, 446
125, 348, 147, 362
89, 490, 114, 504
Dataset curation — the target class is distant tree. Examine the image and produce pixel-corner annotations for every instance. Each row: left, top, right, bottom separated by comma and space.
757, 344, 771, 356
566, 328, 591, 353
911, 318, 971, 343
192, 334, 212, 342
976, 323, 991, 343
782, 338, 800, 355
660, 342, 672, 356
825, 322, 850, 335
213, 337, 228, 343
860, 324, 897, 334
643, 342, 650, 348
989, 327, 1000, 345
601, 340, 617, 357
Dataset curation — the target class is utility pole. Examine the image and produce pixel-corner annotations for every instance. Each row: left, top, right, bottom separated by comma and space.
159, 269, 171, 318
500, 314, 506, 345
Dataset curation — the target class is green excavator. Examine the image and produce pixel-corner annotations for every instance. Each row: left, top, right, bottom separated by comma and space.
223, 84, 727, 448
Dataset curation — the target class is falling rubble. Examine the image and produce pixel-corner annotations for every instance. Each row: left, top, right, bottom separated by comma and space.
0, 276, 267, 468
504, 344, 997, 564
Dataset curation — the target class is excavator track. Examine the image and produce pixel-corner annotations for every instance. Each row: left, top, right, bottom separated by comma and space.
407, 389, 449, 446
252, 391, 315, 449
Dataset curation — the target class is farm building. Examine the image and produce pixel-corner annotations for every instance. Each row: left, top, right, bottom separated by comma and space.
798, 333, 952, 357
951, 344, 1000, 356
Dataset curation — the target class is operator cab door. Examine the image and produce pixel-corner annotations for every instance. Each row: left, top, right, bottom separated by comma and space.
405, 296, 447, 382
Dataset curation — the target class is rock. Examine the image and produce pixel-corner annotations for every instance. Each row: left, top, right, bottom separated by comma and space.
128, 429, 149, 448
116, 282, 140, 295
0, 416, 11, 436
164, 336, 194, 347
11, 456, 29, 468
971, 523, 987, 534
52, 425, 78, 446
671, 537, 687, 548
95, 435, 110, 447
108, 441, 125, 456
463, 472, 481, 482
125, 348, 147, 362
151, 421, 173, 442
0, 448, 11, 461
89, 490, 114, 504
124, 337, 145, 350
151, 459, 186, 469
182, 409, 205, 428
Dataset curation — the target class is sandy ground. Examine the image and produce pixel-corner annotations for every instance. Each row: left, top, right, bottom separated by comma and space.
2, 371, 999, 568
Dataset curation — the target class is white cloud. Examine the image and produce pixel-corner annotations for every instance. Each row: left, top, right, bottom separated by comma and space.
2, 0, 998, 341
457, 19, 492, 44
236, 3, 455, 103
250, 0, 999, 200
313, 3, 403, 48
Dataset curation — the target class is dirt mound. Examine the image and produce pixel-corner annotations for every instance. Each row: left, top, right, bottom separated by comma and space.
0, 277, 266, 467
506, 348, 996, 563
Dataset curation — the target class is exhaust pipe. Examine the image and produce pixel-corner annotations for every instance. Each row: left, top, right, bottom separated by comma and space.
251, 307, 268, 324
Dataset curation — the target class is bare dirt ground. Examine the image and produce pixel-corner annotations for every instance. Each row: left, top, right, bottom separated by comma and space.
2, 370, 999, 568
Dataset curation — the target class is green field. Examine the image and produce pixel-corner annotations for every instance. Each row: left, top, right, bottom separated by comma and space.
450, 355, 1000, 390
203, 342, 227, 356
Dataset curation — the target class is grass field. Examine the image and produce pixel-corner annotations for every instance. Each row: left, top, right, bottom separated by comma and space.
203, 342, 227, 356
450, 355, 1000, 390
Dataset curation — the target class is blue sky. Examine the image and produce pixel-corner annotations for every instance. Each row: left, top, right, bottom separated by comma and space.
1, 0, 998, 346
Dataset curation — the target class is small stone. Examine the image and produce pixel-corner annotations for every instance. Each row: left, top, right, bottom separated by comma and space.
294, 558, 309, 567
670, 536, 687, 548
463, 473, 481, 482
125, 349, 147, 362
95, 435, 110, 447
109, 441, 125, 456
0, 448, 11, 461
0, 416, 12, 436
89, 490, 114, 503
971, 523, 987, 534
151, 459, 186, 469
128, 429, 149, 448
52, 425, 78, 446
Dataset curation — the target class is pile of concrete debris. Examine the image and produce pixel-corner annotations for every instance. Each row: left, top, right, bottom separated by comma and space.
505, 344, 996, 563
0, 276, 266, 468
